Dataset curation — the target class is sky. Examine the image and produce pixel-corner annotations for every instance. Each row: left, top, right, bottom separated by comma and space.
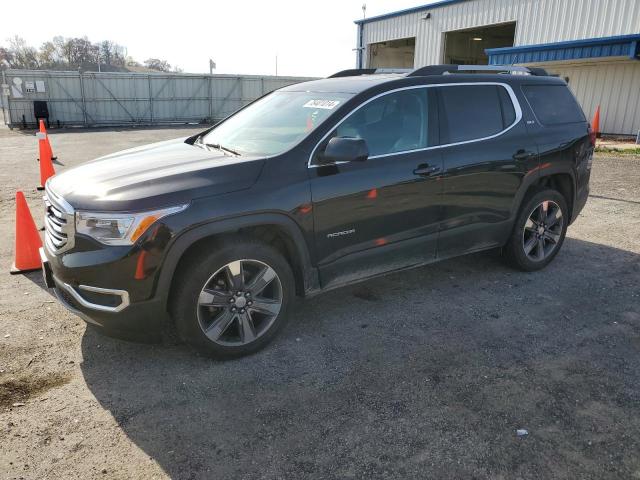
2, 0, 431, 77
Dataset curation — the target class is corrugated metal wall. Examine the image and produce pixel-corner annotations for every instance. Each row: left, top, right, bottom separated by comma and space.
1, 70, 315, 128
540, 60, 640, 135
361, 0, 640, 66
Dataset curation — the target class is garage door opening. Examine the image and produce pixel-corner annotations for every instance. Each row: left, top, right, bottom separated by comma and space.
368, 37, 416, 69
444, 22, 516, 65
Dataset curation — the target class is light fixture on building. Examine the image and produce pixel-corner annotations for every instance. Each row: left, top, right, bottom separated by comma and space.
422, 12, 431, 20
472, 37, 483, 41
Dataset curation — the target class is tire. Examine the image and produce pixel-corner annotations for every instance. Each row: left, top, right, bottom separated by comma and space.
504, 188, 568, 271
170, 236, 294, 358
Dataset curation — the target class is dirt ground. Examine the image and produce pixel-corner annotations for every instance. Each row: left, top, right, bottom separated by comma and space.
0, 125, 639, 480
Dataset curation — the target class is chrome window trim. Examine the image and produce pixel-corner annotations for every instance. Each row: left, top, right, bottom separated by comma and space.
54, 276, 130, 313
307, 82, 523, 168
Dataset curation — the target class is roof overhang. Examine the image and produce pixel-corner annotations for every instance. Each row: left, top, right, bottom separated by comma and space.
354, 0, 470, 25
486, 34, 640, 65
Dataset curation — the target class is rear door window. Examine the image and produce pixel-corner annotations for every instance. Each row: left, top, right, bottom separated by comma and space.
522, 84, 586, 125
437, 85, 516, 144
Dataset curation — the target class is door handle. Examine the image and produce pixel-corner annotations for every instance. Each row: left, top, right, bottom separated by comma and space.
513, 150, 535, 161
413, 164, 441, 177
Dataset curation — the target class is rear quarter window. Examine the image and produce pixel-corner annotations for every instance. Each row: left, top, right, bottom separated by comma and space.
522, 84, 586, 125
498, 86, 516, 127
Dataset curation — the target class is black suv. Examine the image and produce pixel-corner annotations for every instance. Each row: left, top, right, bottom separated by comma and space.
41, 64, 593, 358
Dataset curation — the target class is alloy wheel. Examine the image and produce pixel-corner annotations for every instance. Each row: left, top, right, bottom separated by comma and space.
196, 259, 283, 346
522, 200, 564, 262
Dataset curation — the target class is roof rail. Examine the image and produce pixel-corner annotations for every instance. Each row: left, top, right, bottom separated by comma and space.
328, 68, 412, 78
407, 65, 459, 76
526, 67, 550, 76
408, 64, 549, 77
328, 69, 376, 78
329, 64, 549, 79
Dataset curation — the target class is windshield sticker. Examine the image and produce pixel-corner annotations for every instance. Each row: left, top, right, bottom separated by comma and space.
303, 99, 340, 110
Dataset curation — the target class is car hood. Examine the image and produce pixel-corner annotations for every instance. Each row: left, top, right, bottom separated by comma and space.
48, 138, 265, 211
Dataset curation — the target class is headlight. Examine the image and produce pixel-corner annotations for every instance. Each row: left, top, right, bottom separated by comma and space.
76, 204, 188, 245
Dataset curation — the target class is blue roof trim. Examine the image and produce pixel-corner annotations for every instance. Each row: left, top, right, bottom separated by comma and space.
486, 33, 640, 64
354, 0, 470, 25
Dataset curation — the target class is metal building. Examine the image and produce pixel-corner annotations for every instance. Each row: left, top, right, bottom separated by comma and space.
355, 0, 640, 135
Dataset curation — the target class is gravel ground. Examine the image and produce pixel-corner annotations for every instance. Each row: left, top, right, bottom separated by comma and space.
0, 126, 639, 480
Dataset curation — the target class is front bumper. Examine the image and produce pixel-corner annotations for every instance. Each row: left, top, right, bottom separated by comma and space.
54, 277, 130, 313
41, 246, 168, 342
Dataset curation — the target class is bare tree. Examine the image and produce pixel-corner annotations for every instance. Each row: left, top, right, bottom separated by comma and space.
0, 36, 179, 72
100, 40, 115, 66
0, 47, 14, 69
144, 58, 172, 72
126, 57, 141, 67
111, 44, 126, 67
6, 36, 39, 69
39, 41, 62, 69
99, 41, 126, 69
65, 37, 100, 68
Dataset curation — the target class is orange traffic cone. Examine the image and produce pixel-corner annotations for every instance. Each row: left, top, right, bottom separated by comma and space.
591, 105, 601, 140
38, 120, 57, 161
10, 191, 43, 274
37, 127, 56, 191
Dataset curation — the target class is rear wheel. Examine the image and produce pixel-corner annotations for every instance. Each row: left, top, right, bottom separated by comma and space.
504, 188, 568, 271
171, 237, 294, 358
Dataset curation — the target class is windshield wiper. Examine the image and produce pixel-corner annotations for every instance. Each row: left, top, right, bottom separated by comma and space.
204, 143, 241, 157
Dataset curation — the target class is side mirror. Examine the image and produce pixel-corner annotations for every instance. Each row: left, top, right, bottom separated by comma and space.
320, 137, 369, 164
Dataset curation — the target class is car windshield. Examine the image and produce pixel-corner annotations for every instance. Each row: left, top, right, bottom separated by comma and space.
200, 91, 353, 156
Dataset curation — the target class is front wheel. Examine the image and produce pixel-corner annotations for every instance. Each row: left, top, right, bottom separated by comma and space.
504, 188, 568, 271
170, 238, 294, 358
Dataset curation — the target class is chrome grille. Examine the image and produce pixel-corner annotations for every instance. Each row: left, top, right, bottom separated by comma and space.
43, 185, 75, 254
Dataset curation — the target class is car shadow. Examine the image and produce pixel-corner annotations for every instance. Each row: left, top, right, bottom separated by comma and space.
80, 238, 640, 479
20, 270, 57, 296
